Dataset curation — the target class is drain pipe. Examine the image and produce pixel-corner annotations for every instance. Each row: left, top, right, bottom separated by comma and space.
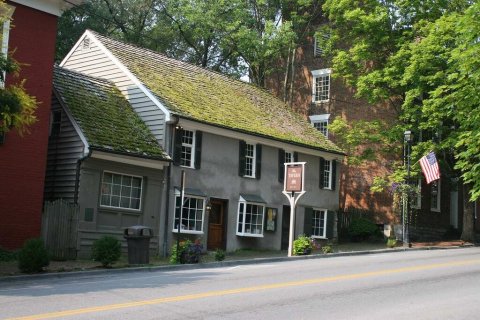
74, 149, 91, 205
162, 116, 178, 257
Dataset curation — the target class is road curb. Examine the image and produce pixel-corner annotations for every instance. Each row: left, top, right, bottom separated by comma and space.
0, 244, 475, 284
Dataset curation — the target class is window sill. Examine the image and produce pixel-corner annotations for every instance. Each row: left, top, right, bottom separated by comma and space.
242, 175, 256, 179
236, 233, 264, 238
430, 208, 440, 213
313, 100, 330, 104
99, 206, 142, 214
311, 235, 327, 240
172, 229, 204, 235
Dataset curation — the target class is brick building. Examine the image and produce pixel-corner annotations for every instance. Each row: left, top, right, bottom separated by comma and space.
267, 24, 478, 240
0, 0, 80, 250
267, 34, 398, 227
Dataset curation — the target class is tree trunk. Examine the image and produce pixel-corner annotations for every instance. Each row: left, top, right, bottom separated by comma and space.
461, 183, 475, 242
282, 46, 291, 102
288, 47, 296, 108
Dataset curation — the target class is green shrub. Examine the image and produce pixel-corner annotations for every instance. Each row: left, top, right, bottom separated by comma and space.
18, 238, 50, 273
170, 239, 203, 264
348, 218, 381, 241
91, 236, 121, 268
321, 244, 334, 254
0, 247, 17, 262
214, 249, 226, 261
293, 235, 313, 255
386, 238, 397, 248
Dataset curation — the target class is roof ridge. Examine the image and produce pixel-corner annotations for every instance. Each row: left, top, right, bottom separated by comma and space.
86, 29, 287, 103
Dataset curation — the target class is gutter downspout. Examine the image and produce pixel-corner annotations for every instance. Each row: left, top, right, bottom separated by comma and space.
74, 149, 91, 205
163, 115, 179, 257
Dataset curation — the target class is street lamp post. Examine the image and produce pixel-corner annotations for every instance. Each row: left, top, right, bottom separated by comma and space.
404, 130, 413, 248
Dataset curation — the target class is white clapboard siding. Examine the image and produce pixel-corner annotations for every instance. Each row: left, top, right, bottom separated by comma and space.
62, 36, 166, 146
44, 96, 85, 203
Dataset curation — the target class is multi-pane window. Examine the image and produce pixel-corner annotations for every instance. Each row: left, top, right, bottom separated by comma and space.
313, 120, 328, 137
100, 172, 142, 210
312, 69, 331, 103
244, 143, 256, 177
237, 201, 265, 237
173, 195, 205, 233
323, 160, 332, 189
431, 180, 441, 212
181, 129, 195, 167
285, 151, 294, 163
309, 114, 330, 138
312, 209, 327, 238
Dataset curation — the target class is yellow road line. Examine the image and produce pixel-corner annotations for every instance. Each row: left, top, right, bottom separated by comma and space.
6, 258, 480, 320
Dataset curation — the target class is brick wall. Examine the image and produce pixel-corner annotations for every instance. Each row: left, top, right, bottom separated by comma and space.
266, 39, 398, 224
0, 3, 58, 249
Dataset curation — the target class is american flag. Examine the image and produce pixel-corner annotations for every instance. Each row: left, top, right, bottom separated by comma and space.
419, 152, 440, 184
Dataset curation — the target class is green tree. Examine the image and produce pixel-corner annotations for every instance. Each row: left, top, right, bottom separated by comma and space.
323, 0, 478, 240
56, 0, 319, 87
0, 0, 37, 135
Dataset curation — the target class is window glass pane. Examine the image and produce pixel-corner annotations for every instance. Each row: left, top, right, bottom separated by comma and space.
101, 194, 110, 206
123, 176, 132, 186
103, 172, 113, 183
111, 195, 120, 207
131, 198, 140, 209
120, 197, 130, 208
113, 174, 122, 184
112, 184, 121, 196
132, 187, 141, 198
121, 186, 131, 197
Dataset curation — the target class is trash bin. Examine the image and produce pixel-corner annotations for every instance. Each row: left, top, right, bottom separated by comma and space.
124, 225, 153, 264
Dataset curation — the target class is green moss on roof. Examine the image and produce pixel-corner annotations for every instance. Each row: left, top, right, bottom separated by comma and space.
53, 66, 170, 160
91, 31, 343, 154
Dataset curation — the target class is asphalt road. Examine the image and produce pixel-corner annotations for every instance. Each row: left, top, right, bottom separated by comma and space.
1, 247, 480, 320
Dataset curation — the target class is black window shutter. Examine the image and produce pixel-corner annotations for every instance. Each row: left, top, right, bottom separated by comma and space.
319, 157, 325, 189
278, 149, 285, 183
293, 152, 299, 162
304, 207, 313, 237
326, 210, 335, 239
173, 127, 183, 166
255, 144, 262, 179
238, 140, 246, 176
331, 160, 337, 190
194, 131, 202, 169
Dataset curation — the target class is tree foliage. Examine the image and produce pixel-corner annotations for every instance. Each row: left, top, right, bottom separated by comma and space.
0, 0, 37, 135
57, 0, 321, 87
323, 0, 479, 199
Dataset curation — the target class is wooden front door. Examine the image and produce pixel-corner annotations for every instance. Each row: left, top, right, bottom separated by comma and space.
207, 199, 226, 250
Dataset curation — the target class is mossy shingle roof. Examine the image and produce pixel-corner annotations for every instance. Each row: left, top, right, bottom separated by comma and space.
91, 31, 343, 154
53, 66, 170, 161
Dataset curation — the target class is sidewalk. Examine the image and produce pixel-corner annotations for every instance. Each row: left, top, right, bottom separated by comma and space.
0, 240, 474, 281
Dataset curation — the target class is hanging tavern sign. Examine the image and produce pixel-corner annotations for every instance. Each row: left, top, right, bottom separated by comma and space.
284, 162, 305, 193
282, 162, 306, 257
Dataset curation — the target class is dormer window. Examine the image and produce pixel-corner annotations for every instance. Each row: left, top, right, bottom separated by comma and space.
309, 114, 330, 138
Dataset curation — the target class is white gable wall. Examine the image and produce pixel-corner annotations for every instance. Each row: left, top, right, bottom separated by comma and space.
60, 35, 167, 148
